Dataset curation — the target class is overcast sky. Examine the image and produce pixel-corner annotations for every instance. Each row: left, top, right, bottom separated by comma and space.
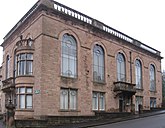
0, 0, 165, 70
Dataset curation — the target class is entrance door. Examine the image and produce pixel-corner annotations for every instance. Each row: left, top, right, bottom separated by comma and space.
119, 99, 123, 112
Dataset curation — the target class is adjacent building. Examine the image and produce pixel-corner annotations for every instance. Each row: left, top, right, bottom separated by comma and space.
0, 66, 2, 113
0, 0, 162, 120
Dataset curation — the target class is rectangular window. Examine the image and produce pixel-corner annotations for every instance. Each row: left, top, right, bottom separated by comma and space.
60, 88, 77, 110
135, 96, 143, 112
17, 53, 33, 76
92, 92, 105, 111
16, 87, 33, 109
150, 97, 156, 108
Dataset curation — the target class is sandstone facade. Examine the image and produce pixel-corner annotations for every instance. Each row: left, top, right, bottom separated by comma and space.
1, 0, 162, 119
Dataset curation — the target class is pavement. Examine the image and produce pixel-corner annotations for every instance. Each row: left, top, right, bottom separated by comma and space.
0, 120, 5, 128
53, 110, 165, 128
1, 110, 165, 128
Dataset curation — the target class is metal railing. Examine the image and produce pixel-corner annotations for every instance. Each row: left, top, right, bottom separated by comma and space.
114, 81, 136, 93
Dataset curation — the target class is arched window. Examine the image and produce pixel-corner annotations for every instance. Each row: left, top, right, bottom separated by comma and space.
117, 53, 126, 82
61, 34, 77, 78
6, 55, 10, 79
93, 44, 105, 82
150, 64, 156, 91
135, 59, 142, 89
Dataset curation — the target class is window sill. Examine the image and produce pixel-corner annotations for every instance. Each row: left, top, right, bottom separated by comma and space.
93, 81, 106, 85
16, 75, 34, 78
59, 109, 80, 112
92, 110, 105, 112
136, 88, 144, 91
16, 109, 34, 112
150, 90, 157, 93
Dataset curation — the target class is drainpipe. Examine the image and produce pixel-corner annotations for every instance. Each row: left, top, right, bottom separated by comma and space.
130, 51, 132, 83
129, 51, 134, 113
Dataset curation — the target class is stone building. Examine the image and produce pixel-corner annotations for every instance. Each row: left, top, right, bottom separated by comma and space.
0, 0, 162, 120
0, 66, 2, 113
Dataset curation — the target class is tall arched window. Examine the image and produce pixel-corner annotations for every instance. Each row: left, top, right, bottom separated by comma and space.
93, 44, 105, 82
150, 64, 156, 91
117, 53, 126, 82
6, 55, 10, 79
135, 59, 142, 89
61, 34, 77, 78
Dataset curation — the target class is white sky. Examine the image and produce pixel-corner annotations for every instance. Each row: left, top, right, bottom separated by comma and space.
0, 0, 165, 70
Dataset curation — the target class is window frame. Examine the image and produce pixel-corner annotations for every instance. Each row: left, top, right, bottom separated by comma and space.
60, 88, 78, 111
6, 55, 10, 79
135, 59, 142, 89
92, 91, 105, 111
17, 53, 33, 76
150, 64, 156, 91
61, 34, 77, 78
93, 44, 105, 83
117, 53, 126, 82
16, 87, 33, 109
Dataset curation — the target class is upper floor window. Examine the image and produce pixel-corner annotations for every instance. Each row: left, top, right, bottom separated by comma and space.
61, 34, 77, 78
6, 55, 10, 79
117, 53, 126, 82
93, 44, 105, 82
135, 59, 142, 89
150, 64, 156, 91
17, 53, 33, 76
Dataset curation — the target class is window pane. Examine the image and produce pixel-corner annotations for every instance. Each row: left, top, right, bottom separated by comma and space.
92, 92, 98, 110
99, 93, 105, 110
26, 61, 33, 75
20, 61, 25, 75
60, 89, 68, 109
27, 54, 33, 60
20, 88, 25, 93
70, 90, 77, 110
20, 54, 26, 60
27, 88, 32, 93
26, 95, 32, 109
6, 56, 10, 78
20, 95, 25, 109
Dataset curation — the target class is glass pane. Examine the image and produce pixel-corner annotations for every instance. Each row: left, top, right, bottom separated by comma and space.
92, 92, 98, 110
60, 89, 68, 109
70, 90, 77, 110
26, 95, 32, 109
20, 95, 25, 109
27, 54, 33, 60
27, 88, 32, 93
20, 61, 25, 75
20, 54, 26, 60
20, 88, 25, 93
26, 61, 33, 75
99, 93, 105, 110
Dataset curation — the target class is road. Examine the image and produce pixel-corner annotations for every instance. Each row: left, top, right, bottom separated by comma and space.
91, 113, 165, 128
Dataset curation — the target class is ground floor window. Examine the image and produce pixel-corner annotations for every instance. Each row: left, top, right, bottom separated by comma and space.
60, 88, 77, 110
150, 97, 156, 108
16, 87, 33, 109
92, 92, 105, 111
135, 96, 143, 112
